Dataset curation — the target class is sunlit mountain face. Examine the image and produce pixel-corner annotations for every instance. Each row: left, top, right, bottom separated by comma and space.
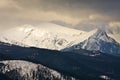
0, 0, 120, 80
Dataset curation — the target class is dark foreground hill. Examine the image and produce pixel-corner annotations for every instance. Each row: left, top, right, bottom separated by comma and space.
0, 42, 120, 80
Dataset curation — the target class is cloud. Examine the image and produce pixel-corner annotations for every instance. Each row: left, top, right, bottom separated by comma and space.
0, 0, 22, 10
88, 14, 110, 21
109, 22, 120, 33
0, 0, 120, 32
17, 10, 80, 25
109, 22, 120, 28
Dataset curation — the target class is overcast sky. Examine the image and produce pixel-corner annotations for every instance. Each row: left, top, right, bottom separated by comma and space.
0, 0, 120, 31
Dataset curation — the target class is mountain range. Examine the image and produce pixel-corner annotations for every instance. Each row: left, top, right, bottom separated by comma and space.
0, 23, 120, 56
0, 22, 120, 80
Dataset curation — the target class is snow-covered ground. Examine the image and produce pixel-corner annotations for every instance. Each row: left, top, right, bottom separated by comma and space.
0, 60, 76, 80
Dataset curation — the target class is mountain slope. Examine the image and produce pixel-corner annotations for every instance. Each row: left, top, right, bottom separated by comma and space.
0, 23, 85, 50
0, 60, 76, 80
63, 29, 120, 55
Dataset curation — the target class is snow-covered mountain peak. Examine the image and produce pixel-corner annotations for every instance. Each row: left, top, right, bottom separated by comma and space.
90, 29, 116, 43
63, 28, 120, 55
1, 23, 119, 55
0, 23, 86, 50
93, 29, 107, 38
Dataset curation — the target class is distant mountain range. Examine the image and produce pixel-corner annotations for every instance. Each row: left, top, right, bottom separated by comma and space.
0, 23, 120, 56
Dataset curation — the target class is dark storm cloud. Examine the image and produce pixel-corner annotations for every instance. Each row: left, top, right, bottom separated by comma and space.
14, 0, 120, 21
